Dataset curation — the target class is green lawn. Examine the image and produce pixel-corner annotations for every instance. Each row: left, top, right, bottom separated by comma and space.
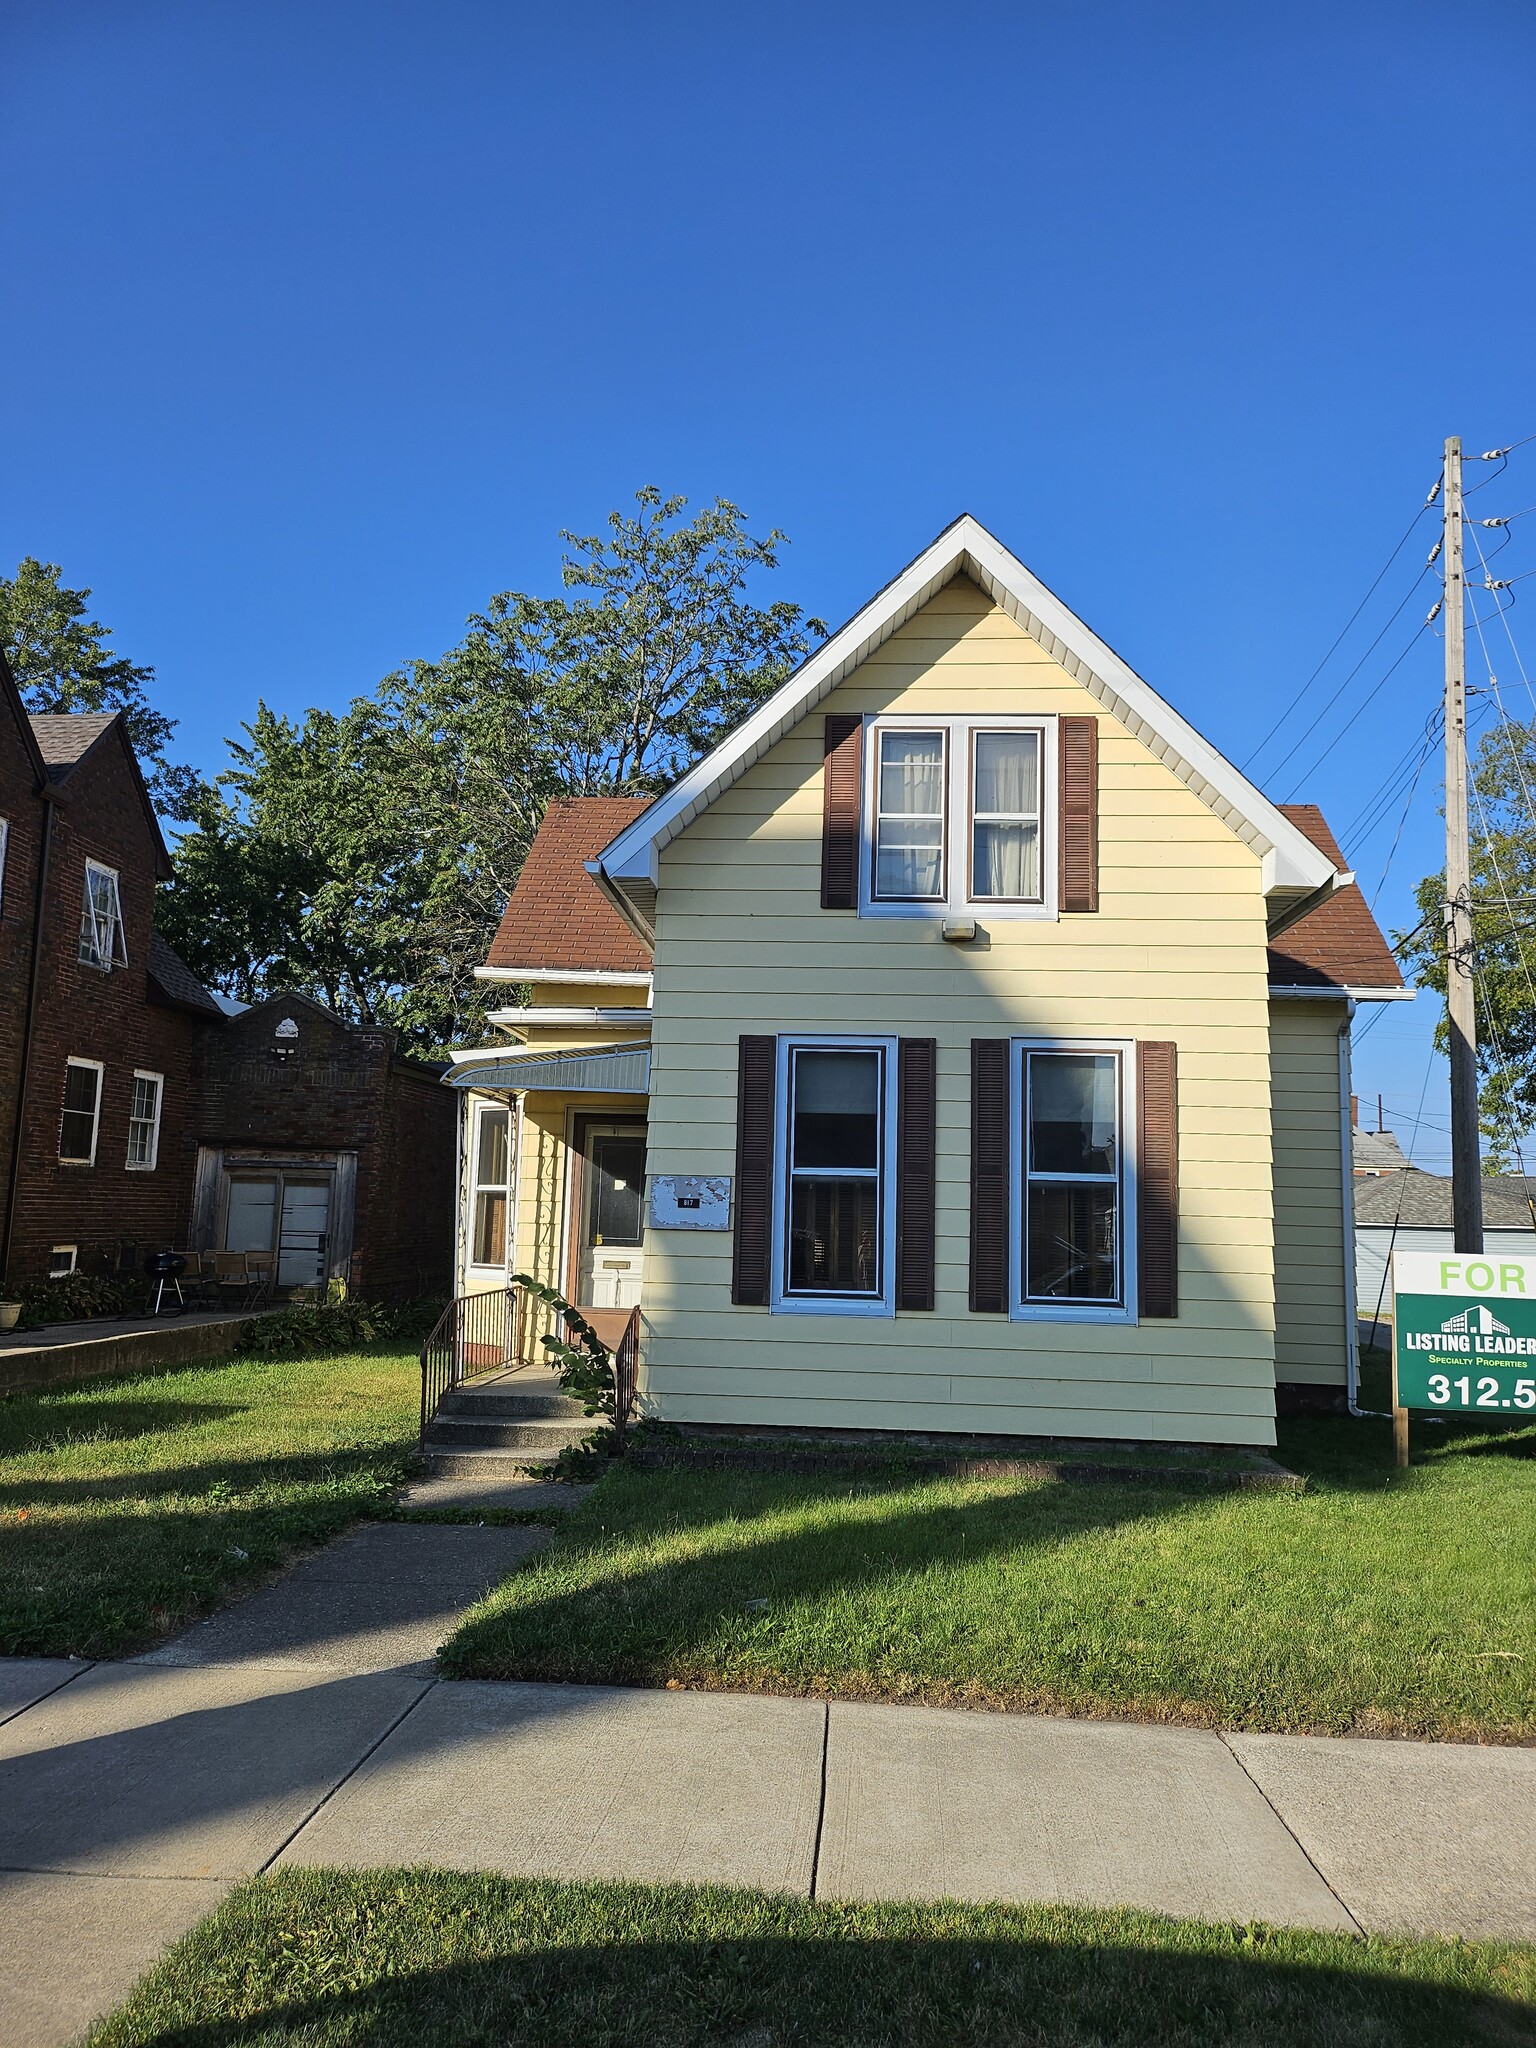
91, 1868, 1536, 2048
441, 1406, 1536, 1740
0, 1344, 421, 1658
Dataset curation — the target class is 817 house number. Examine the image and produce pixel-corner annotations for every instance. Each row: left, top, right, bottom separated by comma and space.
1426, 1374, 1536, 1407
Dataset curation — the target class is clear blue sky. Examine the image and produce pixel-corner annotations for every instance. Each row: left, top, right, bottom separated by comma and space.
6, 1, 1535, 1167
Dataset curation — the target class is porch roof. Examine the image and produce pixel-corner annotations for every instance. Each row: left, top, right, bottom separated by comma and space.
448, 1043, 651, 1095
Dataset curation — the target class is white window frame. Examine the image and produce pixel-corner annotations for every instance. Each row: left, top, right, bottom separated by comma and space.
1009, 1036, 1138, 1326
465, 1095, 515, 1276
126, 1070, 164, 1171
79, 859, 128, 970
59, 1057, 104, 1167
0, 815, 9, 915
769, 1033, 898, 1318
858, 714, 1058, 920
49, 1245, 78, 1278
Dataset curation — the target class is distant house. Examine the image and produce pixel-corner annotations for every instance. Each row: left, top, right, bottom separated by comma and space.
1352, 1127, 1410, 1176
444, 516, 1410, 1447
0, 654, 453, 1302
1355, 1172, 1536, 1337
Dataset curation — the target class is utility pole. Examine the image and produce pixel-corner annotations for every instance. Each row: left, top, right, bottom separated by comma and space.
1443, 435, 1484, 1255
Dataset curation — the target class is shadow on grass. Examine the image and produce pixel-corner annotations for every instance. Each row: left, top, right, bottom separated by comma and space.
440, 1462, 1216, 1687
0, 1444, 416, 1510
93, 1872, 1536, 2048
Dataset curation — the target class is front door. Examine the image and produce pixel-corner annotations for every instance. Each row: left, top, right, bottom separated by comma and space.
575, 1125, 645, 1309
278, 1179, 331, 1288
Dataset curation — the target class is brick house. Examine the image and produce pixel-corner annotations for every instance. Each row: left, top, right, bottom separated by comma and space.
0, 654, 453, 1302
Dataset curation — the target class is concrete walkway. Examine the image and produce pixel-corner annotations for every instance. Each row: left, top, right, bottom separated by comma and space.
1, 1508, 1534, 2045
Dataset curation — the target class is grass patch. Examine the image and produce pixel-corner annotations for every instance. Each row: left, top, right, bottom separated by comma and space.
0, 1344, 421, 1657
441, 1407, 1535, 1740
91, 1867, 1536, 2047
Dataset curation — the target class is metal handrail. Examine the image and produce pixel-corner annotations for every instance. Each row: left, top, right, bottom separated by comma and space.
613, 1304, 641, 1446
419, 1284, 519, 1445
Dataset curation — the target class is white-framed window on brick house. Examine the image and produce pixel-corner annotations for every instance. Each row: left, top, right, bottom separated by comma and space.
127, 1071, 163, 1170
859, 715, 1057, 919
769, 1036, 898, 1317
79, 860, 127, 969
59, 1058, 104, 1165
1010, 1039, 1136, 1325
49, 1246, 78, 1278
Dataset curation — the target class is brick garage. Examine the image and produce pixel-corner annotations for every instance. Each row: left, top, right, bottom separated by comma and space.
188, 994, 454, 1299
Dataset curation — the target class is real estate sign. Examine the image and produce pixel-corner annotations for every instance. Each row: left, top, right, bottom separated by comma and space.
1392, 1249, 1536, 1415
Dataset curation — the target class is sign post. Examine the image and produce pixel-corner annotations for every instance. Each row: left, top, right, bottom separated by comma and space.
1391, 1249, 1536, 1466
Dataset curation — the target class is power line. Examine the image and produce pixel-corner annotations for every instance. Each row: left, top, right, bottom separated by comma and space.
1241, 477, 1441, 773
1281, 616, 1433, 795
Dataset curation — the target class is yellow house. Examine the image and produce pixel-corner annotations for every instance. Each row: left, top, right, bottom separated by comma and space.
447, 517, 1407, 1449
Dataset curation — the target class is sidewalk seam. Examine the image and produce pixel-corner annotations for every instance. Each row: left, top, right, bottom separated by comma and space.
0, 1661, 94, 1730
1218, 1731, 1364, 1934
808, 1701, 829, 1901
255, 1676, 438, 1874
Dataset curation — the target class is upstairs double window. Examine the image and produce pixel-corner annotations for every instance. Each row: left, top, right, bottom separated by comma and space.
861, 716, 1055, 917
79, 860, 127, 970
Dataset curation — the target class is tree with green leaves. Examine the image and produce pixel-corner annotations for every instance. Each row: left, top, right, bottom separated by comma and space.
1399, 714, 1536, 1171
156, 491, 825, 1052
0, 557, 204, 819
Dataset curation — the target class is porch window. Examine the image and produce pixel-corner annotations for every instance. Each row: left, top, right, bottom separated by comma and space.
127, 1072, 163, 1170
470, 1104, 512, 1269
79, 861, 127, 969
59, 1059, 103, 1164
773, 1038, 897, 1314
1014, 1043, 1134, 1319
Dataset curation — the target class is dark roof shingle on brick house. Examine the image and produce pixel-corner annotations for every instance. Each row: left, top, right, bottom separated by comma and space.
1268, 804, 1404, 993
484, 796, 654, 976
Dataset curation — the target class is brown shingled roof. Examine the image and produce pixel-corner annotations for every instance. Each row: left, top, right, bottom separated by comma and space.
485, 797, 654, 976
28, 712, 120, 773
147, 931, 226, 1018
1268, 804, 1405, 991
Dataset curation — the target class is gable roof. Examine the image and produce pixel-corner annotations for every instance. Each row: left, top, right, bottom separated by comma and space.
25, 708, 171, 877
1267, 806, 1405, 995
482, 797, 654, 978
0, 649, 51, 786
593, 515, 1340, 933
29, 713, 121, 771
146, 932, 225, 1018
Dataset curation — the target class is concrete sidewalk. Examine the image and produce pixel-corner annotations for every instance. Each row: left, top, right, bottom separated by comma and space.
1, 1512, 1533, 2045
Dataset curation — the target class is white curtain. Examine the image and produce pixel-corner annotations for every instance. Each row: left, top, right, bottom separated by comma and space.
972, 732, 1039, 898
876, 732, 944, 896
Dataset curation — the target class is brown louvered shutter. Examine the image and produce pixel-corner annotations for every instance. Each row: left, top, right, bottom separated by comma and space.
1058, 716, 1099, 913
895, 1038, 937, 1311
732, 1035, 776, 1306
821, 713, 863, 909
1137, 1040, 1179, 1318
969, 1039, 1011, 1312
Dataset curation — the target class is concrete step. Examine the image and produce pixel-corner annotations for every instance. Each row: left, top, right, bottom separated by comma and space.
418, 1444, 604, 1477
423, 1415, 596, 1453
438, 1388, 589, 1421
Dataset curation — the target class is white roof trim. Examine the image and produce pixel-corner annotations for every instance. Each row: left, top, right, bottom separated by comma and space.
1269, 985, 1414, 1002
595, 515, 1337, 898
473, 966, 653, 987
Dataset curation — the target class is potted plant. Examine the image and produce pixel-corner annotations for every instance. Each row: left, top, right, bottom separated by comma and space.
0, 1300, 22, 1333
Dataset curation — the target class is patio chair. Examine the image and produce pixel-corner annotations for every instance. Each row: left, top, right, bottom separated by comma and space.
211, 1251, 253, 1309
244, 1252, 277, 1307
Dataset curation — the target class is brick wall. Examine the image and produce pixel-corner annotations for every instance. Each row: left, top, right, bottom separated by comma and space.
5, 729, 200, 1285
353, 1063, 455, 1297
0, 691, 43, 1256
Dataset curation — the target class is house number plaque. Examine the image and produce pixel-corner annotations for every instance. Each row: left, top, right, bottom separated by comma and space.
649, 1175, 732, 1230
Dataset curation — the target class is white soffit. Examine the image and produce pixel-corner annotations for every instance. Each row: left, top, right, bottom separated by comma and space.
595, 514, 1338, 898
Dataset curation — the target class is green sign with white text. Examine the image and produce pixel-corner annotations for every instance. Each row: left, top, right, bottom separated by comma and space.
1392, 1250, 1536, 1415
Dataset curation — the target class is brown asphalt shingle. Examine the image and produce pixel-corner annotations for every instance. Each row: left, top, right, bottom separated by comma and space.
27, 712, 119, 774
1269, 804, 1405, 992
485, 797, 654, 976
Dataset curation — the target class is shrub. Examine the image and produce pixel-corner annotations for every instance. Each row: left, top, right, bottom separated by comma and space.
237, 1296, 446, 1356
8, 1272, 141, 1325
